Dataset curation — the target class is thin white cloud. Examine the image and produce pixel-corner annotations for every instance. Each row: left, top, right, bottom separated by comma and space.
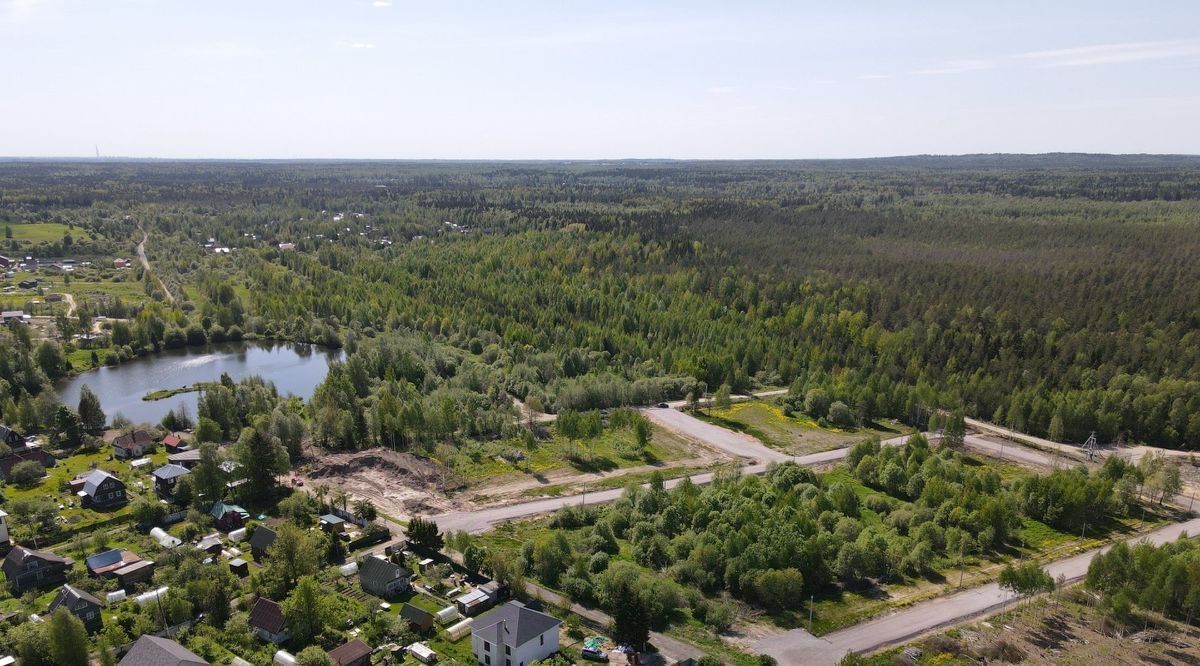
707, 86, 736, 94
1017, 40, 1200, 67
912, 59, 995, 76
856, 74, 889, 80
372, 1, 392, 7
1, 0, 46, 22
350, 42, 375, 49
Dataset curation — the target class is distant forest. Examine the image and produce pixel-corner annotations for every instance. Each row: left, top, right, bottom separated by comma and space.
2, 155, 1200, 449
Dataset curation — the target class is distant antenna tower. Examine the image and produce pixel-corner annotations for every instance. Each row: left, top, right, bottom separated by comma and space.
95, 145, 100, 159
1083, 431, 1098, 461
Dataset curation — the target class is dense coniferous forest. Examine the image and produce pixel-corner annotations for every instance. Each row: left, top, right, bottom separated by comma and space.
2, 156, 1200, 450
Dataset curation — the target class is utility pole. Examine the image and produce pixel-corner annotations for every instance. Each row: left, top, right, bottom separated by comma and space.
809, 595, 814, 633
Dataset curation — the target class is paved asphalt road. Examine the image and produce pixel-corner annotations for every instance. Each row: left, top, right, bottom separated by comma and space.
756, 515, 1200, 665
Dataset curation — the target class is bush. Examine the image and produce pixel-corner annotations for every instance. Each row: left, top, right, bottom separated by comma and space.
9, 460, 45, 487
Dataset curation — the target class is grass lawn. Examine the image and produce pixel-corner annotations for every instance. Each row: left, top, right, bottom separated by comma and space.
442, 423, 695, 485
699, 401, 907, 455
4, 222, 79, 243
4, 446, 161, 541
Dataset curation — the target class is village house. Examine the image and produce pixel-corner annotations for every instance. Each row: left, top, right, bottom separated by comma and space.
210, 501, 249, 532
162, 434, 187, 453
85, 548, 143, 578
17, 279, 37, 290
76, 469, 127, 509
168, 448, 202, 468
470, 601, 562, 666
112, 430, 155, 459
196, 533, 224, 556
400, 603, 436, 634
328, 639, 372, 666
47, 584, 104, 633
119, 635, 209, 666
0, 311, 28, 325
248, 525, 278, 561
1, 546, 74, 594
0, 510, 10, 554
358, 555, 411, 598
0, 424, 23, 449
248, 597, 290, 644
152, 464, 191, 498
277, 242, 296, 251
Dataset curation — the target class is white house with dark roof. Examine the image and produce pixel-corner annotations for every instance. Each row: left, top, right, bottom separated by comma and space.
470, 601, 561, 666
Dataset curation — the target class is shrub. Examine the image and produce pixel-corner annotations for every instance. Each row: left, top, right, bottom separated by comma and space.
9, 460, 45, 487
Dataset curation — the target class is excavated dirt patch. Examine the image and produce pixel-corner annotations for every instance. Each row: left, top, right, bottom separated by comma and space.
295, 447, 466, 519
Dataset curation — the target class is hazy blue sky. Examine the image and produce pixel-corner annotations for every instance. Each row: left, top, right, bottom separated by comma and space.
3, 1, 1199, 158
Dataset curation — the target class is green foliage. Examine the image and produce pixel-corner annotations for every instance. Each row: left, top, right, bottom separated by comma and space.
408, 515, 444, 551
1086, 537, 1200, 625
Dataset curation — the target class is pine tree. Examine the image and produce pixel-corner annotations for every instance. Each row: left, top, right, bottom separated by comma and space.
77, 384, 106, 434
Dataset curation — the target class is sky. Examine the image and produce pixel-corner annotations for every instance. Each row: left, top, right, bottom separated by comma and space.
2, 0, 1199, 159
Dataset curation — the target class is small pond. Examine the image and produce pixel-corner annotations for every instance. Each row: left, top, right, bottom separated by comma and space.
56, 341, 343, 425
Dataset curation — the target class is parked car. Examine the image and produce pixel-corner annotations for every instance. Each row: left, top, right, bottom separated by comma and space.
581, 648, 608, 662
655, 402, 669, 408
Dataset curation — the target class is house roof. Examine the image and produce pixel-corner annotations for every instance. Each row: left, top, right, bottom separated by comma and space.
152, 464, 190, 481
328, 639, 372, 665
400, 603, 435, 628
168, 449, 202, 464
209, 501, 249, 520
1, 545, 72, 580
162, 434, 182, 446
49, 584, 103, 612
85, 548, 142, 575
119, 635, 209, 666
358, 555, 408, 587
0, 448, 55, 478
248, 525, 278, 551
81, 469, 121, 496
249, 597, 286, 634
472, 601, 562, 648
113, 430, 154, 450
320, 513, 345, 524
196, 534, 223, 552
113, 560, 155, 578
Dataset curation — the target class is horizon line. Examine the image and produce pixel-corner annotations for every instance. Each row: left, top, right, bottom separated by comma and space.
2, 152, 1200, 163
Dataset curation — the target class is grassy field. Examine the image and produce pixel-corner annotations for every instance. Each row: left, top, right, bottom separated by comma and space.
440, 423, 696, 485
699, 401, 907, 455
3, 446, 157, 539
4, 222, 78, 243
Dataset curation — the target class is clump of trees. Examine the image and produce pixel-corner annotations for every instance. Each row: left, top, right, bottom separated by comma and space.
1086, 537, 1200, 627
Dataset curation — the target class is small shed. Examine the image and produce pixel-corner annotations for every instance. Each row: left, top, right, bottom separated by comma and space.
400, 603, 435, 634
229, 558, 249, 578
407, 642, 437, 664
320, 514, 346, 533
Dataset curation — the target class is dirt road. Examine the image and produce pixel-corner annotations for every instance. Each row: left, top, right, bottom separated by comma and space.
137, 231, 174, 303
433, 410, 917, 533
755, 515, 1200, 665
644, 406, 791, 464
